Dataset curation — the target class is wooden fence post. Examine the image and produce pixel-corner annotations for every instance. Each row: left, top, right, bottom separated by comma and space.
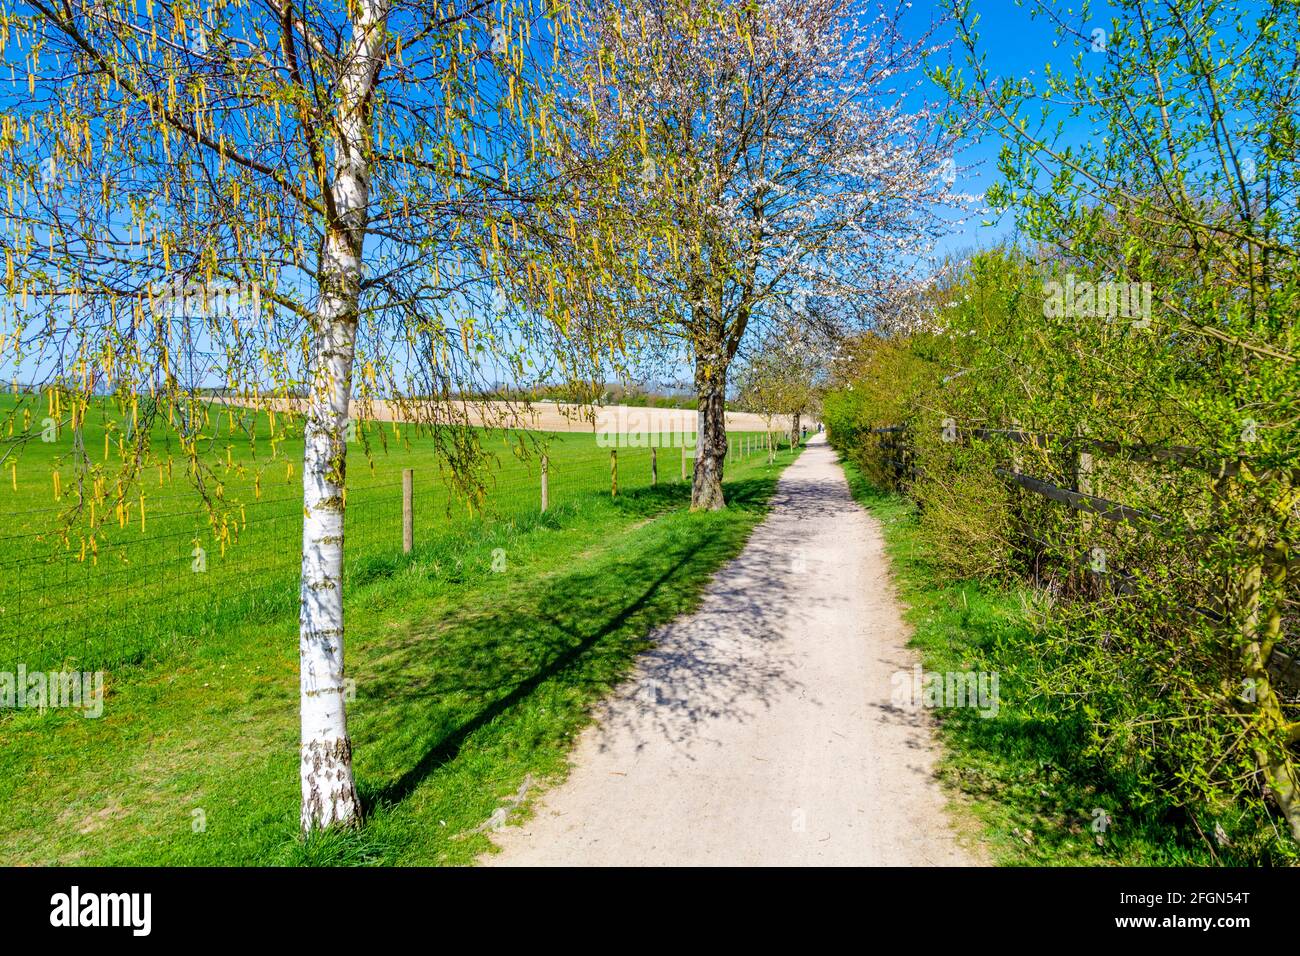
1005, 418, 1040, 580
610, 449, 618, 498
681, 443, 687, 481
651, 447, 658, 486
1218, 466, 1300, 840
906, 426, 915, 485
540, 454, 549, 513
402, 468, 413, 554
1074, 446, 1094, 536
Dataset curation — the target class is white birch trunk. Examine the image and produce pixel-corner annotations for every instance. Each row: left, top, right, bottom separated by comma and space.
299, 314, 361, 830
299, 0, 387, 832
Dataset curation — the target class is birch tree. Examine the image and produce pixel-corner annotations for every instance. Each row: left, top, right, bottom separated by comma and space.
549, 0, 958, 508
0, 0, 611, 830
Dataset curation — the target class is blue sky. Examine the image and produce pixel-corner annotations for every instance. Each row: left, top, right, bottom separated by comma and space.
911, 0, 1125, 260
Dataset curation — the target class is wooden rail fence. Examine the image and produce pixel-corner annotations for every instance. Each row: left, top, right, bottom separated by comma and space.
867, 421, 1297, 698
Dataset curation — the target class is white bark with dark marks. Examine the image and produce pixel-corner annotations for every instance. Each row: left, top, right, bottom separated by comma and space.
298, 0, 388, 832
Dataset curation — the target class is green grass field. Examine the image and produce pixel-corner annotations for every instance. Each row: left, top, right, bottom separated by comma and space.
0, 393, 775, 673
0, 392, 797, 865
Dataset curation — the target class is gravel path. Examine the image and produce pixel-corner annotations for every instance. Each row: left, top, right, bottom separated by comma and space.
482, 434, 984, 866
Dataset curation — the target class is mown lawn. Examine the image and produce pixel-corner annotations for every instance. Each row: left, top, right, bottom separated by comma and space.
0, 439, 798, 865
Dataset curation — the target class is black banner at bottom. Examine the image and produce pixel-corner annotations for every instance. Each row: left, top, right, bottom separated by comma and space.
0, 865, 1290, 942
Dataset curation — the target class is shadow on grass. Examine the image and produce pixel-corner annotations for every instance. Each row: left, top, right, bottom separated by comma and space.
360, 538, 711, 810
605, 469, 780, 516
911, 586, 1222, 864
355, 472, 781, 817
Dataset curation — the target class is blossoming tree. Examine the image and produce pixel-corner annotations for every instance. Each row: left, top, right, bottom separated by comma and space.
551, 0, 958, 507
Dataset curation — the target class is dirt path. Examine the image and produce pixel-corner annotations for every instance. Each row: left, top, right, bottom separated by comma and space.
482, 434, 984, 866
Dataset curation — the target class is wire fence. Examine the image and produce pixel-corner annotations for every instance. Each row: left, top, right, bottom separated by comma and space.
0, 430, 785, 673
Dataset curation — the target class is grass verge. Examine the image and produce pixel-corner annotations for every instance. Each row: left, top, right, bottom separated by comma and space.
0, 447, 798, 865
